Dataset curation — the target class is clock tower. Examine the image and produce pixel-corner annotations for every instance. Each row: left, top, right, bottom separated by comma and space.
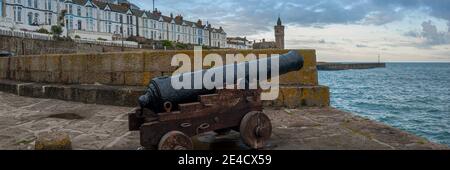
275, 17, 285, 49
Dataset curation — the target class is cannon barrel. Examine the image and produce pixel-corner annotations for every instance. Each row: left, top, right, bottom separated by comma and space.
139, 50, 304, 112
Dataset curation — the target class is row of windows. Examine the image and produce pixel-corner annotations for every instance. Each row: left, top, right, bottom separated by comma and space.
67, 4, 94, 18
13, 6, 53, 25
6, 1, 225, 42
13, 0, 53, 11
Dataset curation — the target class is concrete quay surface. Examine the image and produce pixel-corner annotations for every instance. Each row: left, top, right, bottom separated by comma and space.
0, 91, 447, 150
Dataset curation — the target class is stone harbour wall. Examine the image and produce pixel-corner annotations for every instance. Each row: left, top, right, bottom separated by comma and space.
0, 49, 329, 108
317, 62, 386, 71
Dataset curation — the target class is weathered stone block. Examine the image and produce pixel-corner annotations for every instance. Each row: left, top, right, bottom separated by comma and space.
16, 56, 32, 71
17, 83, 45, 98
110, 72, 125, 85
0, 57, 9, 71
35, 132, 72, 150
0, 71, 5, 79
30, 71, 48, 83
86, 72, 111, 85
87, 53, 112, 73
263, 85, 330, 108
280, 69, 318, 86
43, 71, 62, 83
0, 80, 18, 94
141, 71, 161, 86
61, 54, 88, 72
143, 51, 176, 72
15, 71, 32, 82
111, 52, 144, 72
30, 55, 47, 71
72, 86, 97, 104
79, 72, 94, 85
122, 87, 145, 107
9, 57, 18, 71
61, 71, 83, 84
46, 55, 61, 72
95, 86, 123, 106
43, 85, 74, 101
124, 72, 143, 86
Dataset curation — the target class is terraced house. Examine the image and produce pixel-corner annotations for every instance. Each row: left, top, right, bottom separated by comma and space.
0, 0, 227, 48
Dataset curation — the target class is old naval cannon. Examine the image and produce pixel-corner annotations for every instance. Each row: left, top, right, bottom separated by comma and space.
128, 51, 304, 150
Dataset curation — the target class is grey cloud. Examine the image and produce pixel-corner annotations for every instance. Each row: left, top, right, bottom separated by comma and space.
404, 30, 420, 37
319, 39, 326, 43
132, 0, 450, 36
405, 21, 450, 46
448, 22, 450, 33
361, 10, 404, 25
420, 21, 449, 45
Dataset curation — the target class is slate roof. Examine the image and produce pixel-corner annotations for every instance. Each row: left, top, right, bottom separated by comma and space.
69, 0, 226, 33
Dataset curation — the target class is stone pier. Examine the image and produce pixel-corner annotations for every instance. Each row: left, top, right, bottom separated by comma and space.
0, 91, 446, 150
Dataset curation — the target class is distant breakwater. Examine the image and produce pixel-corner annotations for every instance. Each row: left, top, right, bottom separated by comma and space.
317, 62, 386, 71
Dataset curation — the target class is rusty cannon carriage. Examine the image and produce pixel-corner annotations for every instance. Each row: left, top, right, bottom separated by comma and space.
128, 51, 304, 150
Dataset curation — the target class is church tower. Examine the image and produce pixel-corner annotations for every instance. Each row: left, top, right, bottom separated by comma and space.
275, 16, 285, 49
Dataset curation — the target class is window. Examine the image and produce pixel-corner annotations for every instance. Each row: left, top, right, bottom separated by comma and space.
77, 20, 82, 30
68, 17, 73, 30
127, 15, 133, 25
86, 7, 93, 18
28, 0, 32, 7
87, 19, 94, 31
69, 5, 73, 15
48, 13, 52, 25
77, 7, 81, 16
47, 0, 52, 11
107, 22, 111, 33
34, 0, 37, 9
28, 12, 33, 25
13, 7, 22, 22
34, 13, 39, 24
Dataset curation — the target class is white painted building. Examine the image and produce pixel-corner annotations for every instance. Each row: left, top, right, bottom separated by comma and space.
0, 0, 227, 48
226, 37, 252, 49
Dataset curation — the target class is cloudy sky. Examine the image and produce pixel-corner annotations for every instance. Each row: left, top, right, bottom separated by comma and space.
129, 0, 450, 62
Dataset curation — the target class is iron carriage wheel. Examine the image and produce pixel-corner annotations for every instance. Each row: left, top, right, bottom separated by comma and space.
158, 131, 194, 150
239, 111, 272, 149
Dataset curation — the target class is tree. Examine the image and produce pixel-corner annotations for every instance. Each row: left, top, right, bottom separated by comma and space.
36, 28, 50, 34
58, 10, 67, 27
162, 40, 173, 47
51, 25, 63, 39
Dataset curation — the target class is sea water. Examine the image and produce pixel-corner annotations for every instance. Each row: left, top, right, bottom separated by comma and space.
319, 63, 450, 146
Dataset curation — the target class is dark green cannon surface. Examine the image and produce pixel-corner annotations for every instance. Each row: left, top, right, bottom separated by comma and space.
139, 50, 304, 113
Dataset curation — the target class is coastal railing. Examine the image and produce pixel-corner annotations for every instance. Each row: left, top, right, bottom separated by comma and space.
0, 27, 140, 48
0, 27, 54, 41
73, 39, 140, 48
